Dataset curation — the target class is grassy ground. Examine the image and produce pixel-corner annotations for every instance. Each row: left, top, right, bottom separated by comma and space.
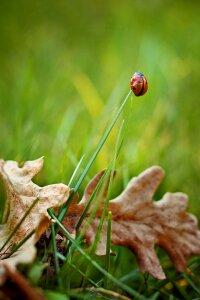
0, 1, 200, 299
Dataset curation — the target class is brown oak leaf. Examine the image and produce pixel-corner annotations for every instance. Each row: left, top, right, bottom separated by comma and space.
1, 264, 46, 300
0, 157, 70, 282
62, 166, 200, 279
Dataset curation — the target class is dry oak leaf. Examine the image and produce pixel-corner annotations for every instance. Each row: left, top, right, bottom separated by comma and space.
0, 157, 70, 282
1, 264, 46, 300
62, 166, 200, 280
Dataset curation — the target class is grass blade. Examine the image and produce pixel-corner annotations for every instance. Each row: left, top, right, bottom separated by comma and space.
6, 229, 35, 258
48, 209, 148, 300
68, 154, 85, 187
50, 223, 62, 288
57, 90, 132, 222
104, 211, 112, 289
0, 198, 39, 253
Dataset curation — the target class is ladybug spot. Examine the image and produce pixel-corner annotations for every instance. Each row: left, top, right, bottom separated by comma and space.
133, 87, 136, 90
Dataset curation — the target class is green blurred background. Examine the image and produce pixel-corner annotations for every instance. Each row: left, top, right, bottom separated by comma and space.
0, 0, 200, 216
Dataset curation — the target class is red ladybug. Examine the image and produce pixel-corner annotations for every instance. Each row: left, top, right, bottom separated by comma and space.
130, 72, 148, 96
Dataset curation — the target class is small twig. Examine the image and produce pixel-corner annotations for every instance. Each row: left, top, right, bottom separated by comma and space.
72, 287, 132, 300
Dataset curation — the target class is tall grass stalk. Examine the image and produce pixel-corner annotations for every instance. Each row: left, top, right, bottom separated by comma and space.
47, 209, 148, 300
64, 169, 110, 263
75, 119, 125, 287
57, 90, 132, 222
48, 90, 133, 295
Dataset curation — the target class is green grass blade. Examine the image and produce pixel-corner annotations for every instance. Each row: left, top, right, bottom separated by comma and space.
79, 119, 125, 287
69, 262, 99, 287
89, 119, 124, 256
57, 154, 85, 223
75, 170, 108, 232
70, 287, 132, 300
183, 273, 200, 295
148, 292, 160, 300
65, 170, 110, 263
57, 90, 132, 222
73, 91, 131, 194
104, 211, 112, 289
80, 172, 113, 287
68, 154, 85, 187
50, 223, 62, 288
0, 198, 39, 253
5, 229, 35, 258
48, 209, 148, 300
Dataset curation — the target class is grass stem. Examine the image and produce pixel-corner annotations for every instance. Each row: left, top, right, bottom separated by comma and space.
0, 198, 39, 253
104, 211, 112, 289
48, 209, 148, 300
57, 90, 132, 222
50, 223, 62, 288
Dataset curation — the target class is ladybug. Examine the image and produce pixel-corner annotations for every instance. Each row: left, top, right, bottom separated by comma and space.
130, 72, 148, 96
